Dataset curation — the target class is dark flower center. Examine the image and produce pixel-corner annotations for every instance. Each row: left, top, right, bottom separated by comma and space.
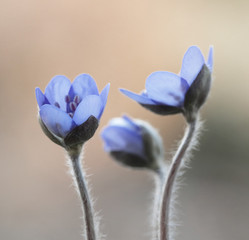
66, 94, 81, 118
53, 95, 81, 118
54, 102, 60, 108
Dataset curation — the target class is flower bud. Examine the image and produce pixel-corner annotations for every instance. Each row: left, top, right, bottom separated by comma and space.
101, 116, 165, 172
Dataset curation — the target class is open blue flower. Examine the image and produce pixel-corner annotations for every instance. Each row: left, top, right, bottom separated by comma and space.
36, 74, 110, 147
120, 46, 213, 118
101, 115, 164, 171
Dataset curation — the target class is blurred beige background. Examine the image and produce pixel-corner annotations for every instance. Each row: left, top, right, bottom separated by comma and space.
0, 0, 249, 239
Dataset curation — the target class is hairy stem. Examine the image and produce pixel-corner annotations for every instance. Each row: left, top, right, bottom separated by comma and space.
152, 167, 167, 240
159, 118, 198, 240
68, 147, 97, 240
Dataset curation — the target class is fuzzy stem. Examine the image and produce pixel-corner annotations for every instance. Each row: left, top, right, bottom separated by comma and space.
159, 118, 198, 240
152, 167, 167, 240
68, 147, 97, 240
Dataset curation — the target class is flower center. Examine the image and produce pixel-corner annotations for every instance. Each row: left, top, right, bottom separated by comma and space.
54, 102, 60, 108
65, 94, 81, 118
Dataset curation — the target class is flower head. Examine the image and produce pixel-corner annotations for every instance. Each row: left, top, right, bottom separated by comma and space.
101, 115, 164, 172
120, 46, 213, 122
36, 74, 110, 148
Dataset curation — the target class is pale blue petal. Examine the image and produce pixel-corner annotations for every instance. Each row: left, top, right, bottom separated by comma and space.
35, 87, 49, 108
180, 46, 205, 85
99, 83, 110, 118
40, 104, 75, 138
207, 46, 213, 72
122, 115, 141, 132
145, 71, 189, 107
101, 126, 144, 158
69, 74, 99, 101
120, 89, 156, 105
44, 75, 71, 111
108, 116, 140, 133
73, 95, 103, 125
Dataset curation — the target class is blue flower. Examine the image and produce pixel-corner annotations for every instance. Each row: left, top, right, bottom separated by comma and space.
101, 115, 164, 171
120, 46, 213, 120
36, 74, 110, 147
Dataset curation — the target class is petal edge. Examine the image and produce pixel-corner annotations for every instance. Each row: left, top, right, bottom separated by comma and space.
120, 88, 156, 105
73, 95, 103, 125
180, 46, 205, 85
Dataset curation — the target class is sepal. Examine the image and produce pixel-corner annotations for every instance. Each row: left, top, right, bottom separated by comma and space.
140, 104, 182, 115
64, 116, 99, 147
38, 115, 99, 148
183, 64, 212, 122
111, 152, 152, 168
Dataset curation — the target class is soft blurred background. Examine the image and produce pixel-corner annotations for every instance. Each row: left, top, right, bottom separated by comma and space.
0, 0, 248, 239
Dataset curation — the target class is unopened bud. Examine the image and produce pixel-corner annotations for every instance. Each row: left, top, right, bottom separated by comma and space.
101, 116, 165, 172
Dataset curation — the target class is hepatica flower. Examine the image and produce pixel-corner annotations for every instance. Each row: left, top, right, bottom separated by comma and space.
120, 46, 213, 122
101, 115, 164, 171
36, 74, 110, 148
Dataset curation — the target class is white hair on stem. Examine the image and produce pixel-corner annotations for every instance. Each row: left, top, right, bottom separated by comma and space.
133, 118, 169, 240
150, 166, 167, 240
159, 114, 203, 240
66, 145, 103, 240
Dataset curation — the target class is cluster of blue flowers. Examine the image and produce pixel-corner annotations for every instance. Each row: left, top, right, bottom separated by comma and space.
35, 45, 213, 240
36, 45, 213, 164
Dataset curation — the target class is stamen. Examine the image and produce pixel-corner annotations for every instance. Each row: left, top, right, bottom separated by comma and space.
65, 95, 71, 103
73, 95, 81, 104
54, 102, 60, 108
69, 102, 77, 112
68, 112, 74, 118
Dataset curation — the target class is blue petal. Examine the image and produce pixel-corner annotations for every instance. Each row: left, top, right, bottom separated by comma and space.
101, 126, 144, 158
73, 95, 103, 125
120, 89, 157, 105
44, 75, 71, 111
69, 74, 99, 101
99, 83, 110, 118
207, 46, 213, 72
122, 115, 141, 132
35, 87, 49, 108
180, 46, 205, 85
108, 116, 140, 133
40, 104, 75, 138
145, 71, 189, 107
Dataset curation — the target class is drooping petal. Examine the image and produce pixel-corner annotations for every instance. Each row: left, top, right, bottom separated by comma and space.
207, 46, 213, 72
35, 87, 49, 108
69, 74, 99, 101
99, 83, 110, 118
145, 71, 189, 107
39, 104, 75, 138
180, 46, 205, 86
120, 89, 157, 105
101, 126, 144, 159
73, 95, 103, 126
44, 75, 71, 111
